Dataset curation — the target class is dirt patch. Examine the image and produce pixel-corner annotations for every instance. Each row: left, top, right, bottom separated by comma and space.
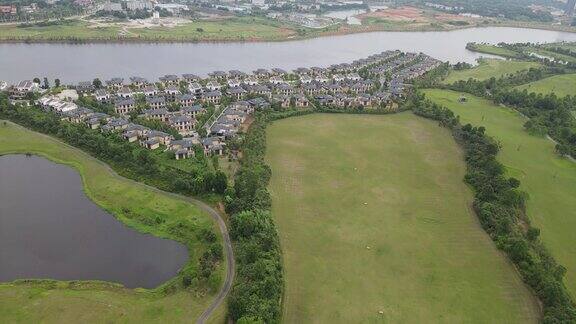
358, 6, 427, 22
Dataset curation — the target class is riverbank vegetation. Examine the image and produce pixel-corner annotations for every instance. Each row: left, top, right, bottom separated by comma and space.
0, 119, 225, 322
414, 90, 576, 322
264, 112, 539, 323
225, 113, 283, 323
443, 59, 541, 84
0, 17, 297, 42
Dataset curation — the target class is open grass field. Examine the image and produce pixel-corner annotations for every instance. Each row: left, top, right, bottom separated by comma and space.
266, 113, 539, 323
466, 43, 523, 59
423, 89, 576, 297
0, 121, 225, 323
514, 73, 576, 97
443, 59, 540, 84
0, 17, 295, 42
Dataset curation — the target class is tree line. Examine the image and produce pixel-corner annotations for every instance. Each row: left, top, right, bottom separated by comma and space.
224, 112, 283, 323
409, 92, 576, 323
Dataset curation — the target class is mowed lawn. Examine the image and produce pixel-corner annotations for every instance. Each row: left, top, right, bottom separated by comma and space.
266, 113, 538, 323
443, 59, 540, 84
423, 89, 576, 297
0, 121, 224, 324
514, 73, 576, 97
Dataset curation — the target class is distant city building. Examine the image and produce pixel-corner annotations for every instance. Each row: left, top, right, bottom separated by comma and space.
100, 2, 123, 12
155, 3, 188, 15
0, 5, 17, 15
566, 0, 576, 16
126, 0, 153, 11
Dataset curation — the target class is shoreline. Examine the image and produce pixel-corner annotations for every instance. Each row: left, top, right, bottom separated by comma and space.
0, 22, 574, 45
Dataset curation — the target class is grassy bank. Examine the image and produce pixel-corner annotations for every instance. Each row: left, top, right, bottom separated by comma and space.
443, 59, 541, 84
422, 89, 576, 297
514, 73, 576, 97
266, 113, 539, 323
0, 17, 295, 42
466, 43, 524, 59
0, 17, 574, 43
0, 121, 225, 323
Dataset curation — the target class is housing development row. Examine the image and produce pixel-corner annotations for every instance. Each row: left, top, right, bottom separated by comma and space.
5, 50, 442, 161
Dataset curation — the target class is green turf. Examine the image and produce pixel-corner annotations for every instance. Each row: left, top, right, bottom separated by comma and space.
423, 89, 576, 297
0, 121, 225, 323
514, 73, 576, 97
466, 44, 523, 59
443, 59, 541, 84
266, 113, 539, 323
0, 20, 121, 40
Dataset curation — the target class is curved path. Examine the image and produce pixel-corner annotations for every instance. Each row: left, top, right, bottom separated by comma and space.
6, 121, 235, 324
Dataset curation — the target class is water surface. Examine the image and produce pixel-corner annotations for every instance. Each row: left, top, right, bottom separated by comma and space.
0, 27, 575, 83
0, 154, 188, 289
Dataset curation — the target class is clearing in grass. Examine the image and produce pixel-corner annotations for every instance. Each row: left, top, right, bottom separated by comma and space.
443, 59, 540, 84
514, 73, 576, 97
423, 89, 576, 297
0, 121, 225, 324
266, 113, 539, 323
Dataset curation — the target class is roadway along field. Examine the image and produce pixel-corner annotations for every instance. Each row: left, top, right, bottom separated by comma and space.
443, 59, 540, 84
423, 89, 576, 297
514, 73, 576, 97
266, 113, 539, 323
0, 121, 227, 324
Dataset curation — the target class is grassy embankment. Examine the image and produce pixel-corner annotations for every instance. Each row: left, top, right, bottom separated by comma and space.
466, 43, 524, 59
514, 73, 576, 97
266, 113, 539, 323
0, 121, 225, 324
423, 89, 576, 297
443, 59, 541, 84
0, 17, 296, 42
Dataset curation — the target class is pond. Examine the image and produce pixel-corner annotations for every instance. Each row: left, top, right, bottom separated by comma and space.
0, 154, 189, 289
1, 27, 575, 84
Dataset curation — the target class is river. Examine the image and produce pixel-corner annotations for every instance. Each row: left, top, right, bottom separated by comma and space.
0, 27, 575, 84
0, 154, 189, 289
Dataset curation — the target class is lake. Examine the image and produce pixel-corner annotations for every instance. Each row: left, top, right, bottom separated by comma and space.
1, 27, 575, 84
0, 154, 189, 289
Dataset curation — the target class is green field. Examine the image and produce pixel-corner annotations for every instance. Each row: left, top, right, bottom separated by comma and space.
443, 59, 540, 84
514, 73, 576, 97
423, 89, 576, 297
0, 17, 295, 42
266, 113, 538, 323
0, 121, 225, 323
466, 43, 523, 59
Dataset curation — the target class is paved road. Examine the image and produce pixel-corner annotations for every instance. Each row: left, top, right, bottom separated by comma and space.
6, 121, 235, 324
194, 198, 235, 324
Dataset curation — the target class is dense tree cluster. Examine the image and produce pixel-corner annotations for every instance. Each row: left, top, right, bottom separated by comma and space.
410, 92, 576, 323
225, 113, 282, 323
